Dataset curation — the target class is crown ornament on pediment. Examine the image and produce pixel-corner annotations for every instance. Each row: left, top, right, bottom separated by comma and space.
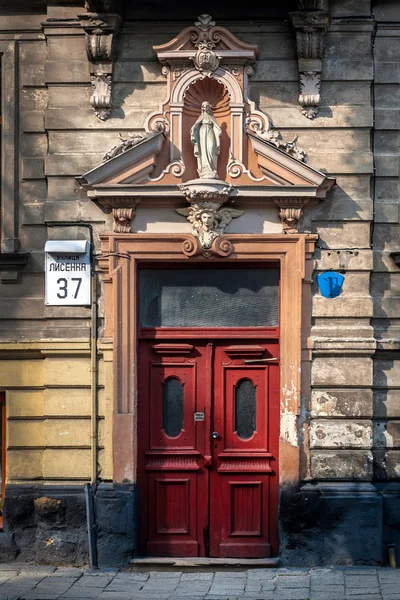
194, 14, 216, 32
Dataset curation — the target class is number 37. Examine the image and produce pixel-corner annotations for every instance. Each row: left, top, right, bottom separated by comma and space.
56, 277, 82, 299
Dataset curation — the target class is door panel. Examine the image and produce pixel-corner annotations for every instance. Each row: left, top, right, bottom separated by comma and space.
138, 341, 209, 557
209, 342, 279, 558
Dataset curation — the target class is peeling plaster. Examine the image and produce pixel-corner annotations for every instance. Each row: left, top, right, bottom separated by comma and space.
280, 413, 298, 447
280, 373, 300, 447
312, 391, 338, 416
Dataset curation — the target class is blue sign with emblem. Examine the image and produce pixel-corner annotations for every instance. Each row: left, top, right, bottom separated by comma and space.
316, 271, 344, 298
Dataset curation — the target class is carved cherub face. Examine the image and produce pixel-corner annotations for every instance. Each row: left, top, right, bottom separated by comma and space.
200, 210, 216, 230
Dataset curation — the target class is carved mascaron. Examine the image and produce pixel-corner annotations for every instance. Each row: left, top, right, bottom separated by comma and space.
176, 203, 243, 250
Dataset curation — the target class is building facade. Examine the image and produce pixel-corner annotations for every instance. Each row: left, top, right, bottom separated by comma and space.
0, 0, 399, 567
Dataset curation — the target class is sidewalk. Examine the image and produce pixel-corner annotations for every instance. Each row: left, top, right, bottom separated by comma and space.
0, 564, 398, 600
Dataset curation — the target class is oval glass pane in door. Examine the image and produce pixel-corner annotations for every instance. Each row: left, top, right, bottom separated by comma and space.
235, 379, 256, 440
162, 377, 184, 437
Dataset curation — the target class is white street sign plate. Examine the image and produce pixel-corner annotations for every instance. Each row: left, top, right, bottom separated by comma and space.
45, 246, 91, 306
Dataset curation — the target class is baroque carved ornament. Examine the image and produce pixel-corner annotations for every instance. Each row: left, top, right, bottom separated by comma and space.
79, 9, 121, 120
176, 203, 243, 253
290, 1, 331, 119
78, 14, 335, 251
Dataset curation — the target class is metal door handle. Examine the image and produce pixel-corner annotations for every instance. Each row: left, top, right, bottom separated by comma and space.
212, 431, 219, 439
243, 357, 279, 364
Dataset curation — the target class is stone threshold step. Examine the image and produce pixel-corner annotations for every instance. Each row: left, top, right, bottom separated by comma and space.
130, 557, 280, 569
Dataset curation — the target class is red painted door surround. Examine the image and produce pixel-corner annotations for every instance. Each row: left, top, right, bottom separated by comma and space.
137, 268, 280, 558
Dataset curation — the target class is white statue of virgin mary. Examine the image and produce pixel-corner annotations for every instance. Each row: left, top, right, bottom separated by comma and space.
190, 101, 222, 179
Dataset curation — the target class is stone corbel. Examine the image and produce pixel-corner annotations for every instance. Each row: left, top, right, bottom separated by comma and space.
273, 198, 309, 234
94, 197, 138, 232
79, 10, 122, 121
290, 1, 330, 119
112, 207, 136, 233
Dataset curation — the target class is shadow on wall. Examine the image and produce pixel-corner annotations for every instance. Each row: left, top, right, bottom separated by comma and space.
371, 217, 400, 567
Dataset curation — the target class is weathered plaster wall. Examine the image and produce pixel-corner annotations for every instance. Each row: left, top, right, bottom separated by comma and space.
0, 343, 113, 484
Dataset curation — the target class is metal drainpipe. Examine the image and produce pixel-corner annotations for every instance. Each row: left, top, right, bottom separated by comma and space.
90, 264, 98, 488
46, 222, 98, 567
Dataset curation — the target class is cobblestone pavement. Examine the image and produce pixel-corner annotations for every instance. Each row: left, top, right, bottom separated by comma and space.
0, 565, 398, 600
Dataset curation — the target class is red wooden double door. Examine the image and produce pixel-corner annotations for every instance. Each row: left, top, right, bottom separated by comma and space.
138, 338, 279, 558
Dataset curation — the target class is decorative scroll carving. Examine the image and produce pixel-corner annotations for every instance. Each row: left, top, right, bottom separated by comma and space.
112, 206, 136, 232
91, 73, 112, 121
80, 11, 122, 121
273, 198, 309, 234
176, 202, 243, 250
103, 132, 147, 162
291, 3, 330, 119
299, 71, 321, 119
245, 117, 307, 162
181, 236, 201, 257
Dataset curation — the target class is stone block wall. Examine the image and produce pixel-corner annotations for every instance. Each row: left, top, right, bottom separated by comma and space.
0, 0, 399, 566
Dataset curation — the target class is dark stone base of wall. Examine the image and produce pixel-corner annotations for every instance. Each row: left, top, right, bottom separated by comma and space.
95, 483, 136, 567
2, 483, 135, 568
2, 482, 399, 567
280, 482, 400, 567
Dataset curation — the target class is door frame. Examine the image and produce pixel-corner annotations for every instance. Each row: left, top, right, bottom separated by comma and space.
99, 232, 317, 550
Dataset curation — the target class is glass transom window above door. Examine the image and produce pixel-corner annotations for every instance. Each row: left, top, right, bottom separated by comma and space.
139, 268, 279, 328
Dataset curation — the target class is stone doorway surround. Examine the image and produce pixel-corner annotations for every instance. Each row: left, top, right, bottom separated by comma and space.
98, 232, 317, 498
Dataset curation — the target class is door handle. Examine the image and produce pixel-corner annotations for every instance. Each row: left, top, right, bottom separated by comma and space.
243, 357, 279, 364
212, 431, 220, 439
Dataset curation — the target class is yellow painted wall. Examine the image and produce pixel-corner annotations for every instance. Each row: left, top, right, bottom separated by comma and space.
0, 342, 113, 484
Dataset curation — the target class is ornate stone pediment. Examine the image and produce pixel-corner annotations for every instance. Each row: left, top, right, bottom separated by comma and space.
78, 15, 335, 239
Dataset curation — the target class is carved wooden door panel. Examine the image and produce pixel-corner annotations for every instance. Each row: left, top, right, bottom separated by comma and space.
209, 342, 279, 558
137, 341, 211, 557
